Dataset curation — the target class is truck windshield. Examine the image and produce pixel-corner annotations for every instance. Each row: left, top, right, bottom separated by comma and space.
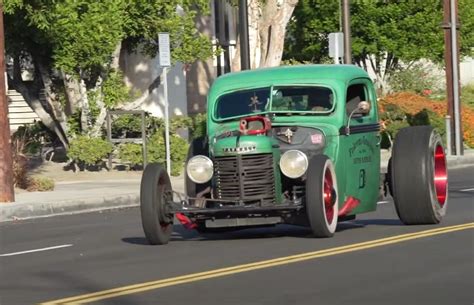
271, 86, 334, 113
215, 86, 334, 119
215, 88, 271, 119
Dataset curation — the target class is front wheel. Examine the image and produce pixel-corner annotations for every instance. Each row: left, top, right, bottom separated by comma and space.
305, 155, 339, 237
140, 163, 174, 245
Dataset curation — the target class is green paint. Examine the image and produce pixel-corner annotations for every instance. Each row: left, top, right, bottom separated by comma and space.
206, 65, 380, 214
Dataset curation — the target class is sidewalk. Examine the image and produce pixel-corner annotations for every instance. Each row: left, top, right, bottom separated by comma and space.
1, 149, 473, 223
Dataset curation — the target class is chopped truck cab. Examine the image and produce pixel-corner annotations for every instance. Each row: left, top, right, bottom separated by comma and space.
140, 65, 448, 245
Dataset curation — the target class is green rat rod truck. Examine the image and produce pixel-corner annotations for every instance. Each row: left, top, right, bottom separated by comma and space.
140, 65, 448, 245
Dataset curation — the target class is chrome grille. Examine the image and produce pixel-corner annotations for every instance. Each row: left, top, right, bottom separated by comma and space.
214, 153, 275, 205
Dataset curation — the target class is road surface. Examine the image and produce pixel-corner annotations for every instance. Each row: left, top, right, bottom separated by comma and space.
1, 166, 473, 305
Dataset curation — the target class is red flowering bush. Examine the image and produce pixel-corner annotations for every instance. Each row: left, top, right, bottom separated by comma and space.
379, 92, 474, 148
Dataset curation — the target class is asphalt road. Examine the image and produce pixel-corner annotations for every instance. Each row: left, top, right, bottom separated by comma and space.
1, 166, 473, 305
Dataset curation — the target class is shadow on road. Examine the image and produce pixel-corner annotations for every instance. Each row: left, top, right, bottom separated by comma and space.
354, 219, 404, 226
122, 218, 407, 245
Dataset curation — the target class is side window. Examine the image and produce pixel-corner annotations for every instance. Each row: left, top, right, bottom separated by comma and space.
346, 84, 368, 116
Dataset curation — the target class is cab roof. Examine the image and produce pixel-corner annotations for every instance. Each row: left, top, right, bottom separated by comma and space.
210, 64, 370, 93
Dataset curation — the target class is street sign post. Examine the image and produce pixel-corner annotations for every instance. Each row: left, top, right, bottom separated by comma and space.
158, 33, 171, 67
159, 33, 172, 174
328, 32, 344, 64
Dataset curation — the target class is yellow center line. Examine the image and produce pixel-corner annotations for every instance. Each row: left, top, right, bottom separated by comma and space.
41, 222, 474, 305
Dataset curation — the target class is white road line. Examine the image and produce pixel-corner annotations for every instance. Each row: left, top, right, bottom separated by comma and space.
459, 188, 474, 192
0, 244, 73, 257
377, 201, 390, 205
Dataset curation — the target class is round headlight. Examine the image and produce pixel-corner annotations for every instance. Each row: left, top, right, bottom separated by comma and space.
280, 150, 308, 179
186, 155, 213, 183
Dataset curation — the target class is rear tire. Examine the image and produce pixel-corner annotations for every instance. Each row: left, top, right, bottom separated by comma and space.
305, 155, 339, 237
140, 163, 173, 245
391, 126, 448, 224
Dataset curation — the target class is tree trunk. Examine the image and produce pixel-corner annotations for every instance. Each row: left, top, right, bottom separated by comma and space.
258, 0, 298, 67
78, 71, 90, 132
62, 72, 81, 116
10, 58, 69, 148
111, 41, 122, 70
36, 60, 69, 145
90, 76, 107, 137
231, 0, 298, 71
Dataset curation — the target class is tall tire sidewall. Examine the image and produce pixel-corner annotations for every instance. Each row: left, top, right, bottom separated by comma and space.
140, 163, 173, 245
306, 155, 339, 237
392, 126, 447, 224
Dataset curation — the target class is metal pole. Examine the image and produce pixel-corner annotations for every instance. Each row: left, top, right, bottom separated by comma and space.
106, 111, 112, 170
239, 0, 250, 70
450, 0, 463, 155
163, 67, 171, 175
443, 0, 455, 154
0, 6, 15, 202
445, 115, 452, 156
141, 111, 147, 168
215, 0, 225, 76
342, 0, 352, 64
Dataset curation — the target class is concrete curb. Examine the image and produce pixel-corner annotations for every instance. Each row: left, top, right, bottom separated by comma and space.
380, 149, 474, 172
0, 194, 139, 222
445, 154, 474, 169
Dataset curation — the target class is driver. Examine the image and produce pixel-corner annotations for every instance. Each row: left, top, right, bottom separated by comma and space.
307, 91, 333, 111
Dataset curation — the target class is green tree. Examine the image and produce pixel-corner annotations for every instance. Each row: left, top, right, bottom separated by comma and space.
285, 0, 474, 91
3, 0, 214, 146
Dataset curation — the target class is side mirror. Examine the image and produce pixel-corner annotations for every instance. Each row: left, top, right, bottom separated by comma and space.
345, 101, 371, 136
356, 101, 371, 114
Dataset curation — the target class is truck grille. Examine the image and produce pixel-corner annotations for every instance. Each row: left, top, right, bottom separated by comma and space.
214, 153, 275, 205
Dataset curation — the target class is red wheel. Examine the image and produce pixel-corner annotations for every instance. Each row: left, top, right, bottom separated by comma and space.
306, 155, 338, 237
434, 144, 447, 207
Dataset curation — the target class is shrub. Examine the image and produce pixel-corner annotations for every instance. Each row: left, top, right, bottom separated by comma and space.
27, 176, 55, 192
147, 131, 189, 176
116, 131, 189, 176
388, 63, 443, 94
189, 113, 207, 139
407, 109, 446, 141
379, 92, 474, 148
11, 145, 29, 189
118, 143, 143, 168
110, 114, 194, 140
461, 83, 474, 108
12, 122, 55, 155
67, 136, 113, 167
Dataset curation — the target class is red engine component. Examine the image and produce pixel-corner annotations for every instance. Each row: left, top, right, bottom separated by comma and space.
239, 116, 272, 135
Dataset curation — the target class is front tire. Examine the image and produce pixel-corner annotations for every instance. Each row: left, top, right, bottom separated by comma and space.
305, 155, 339, 237
140, 163, 173, 245
391, 126, 448, 224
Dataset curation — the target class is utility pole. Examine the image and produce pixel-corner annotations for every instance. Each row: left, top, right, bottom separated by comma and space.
342, 0, 352, 64
239, 0, 250, 70
443, 0, 463, 155
0, 5, 15, 202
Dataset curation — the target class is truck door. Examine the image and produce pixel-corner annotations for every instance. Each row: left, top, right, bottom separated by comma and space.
340, 79, 380, 214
